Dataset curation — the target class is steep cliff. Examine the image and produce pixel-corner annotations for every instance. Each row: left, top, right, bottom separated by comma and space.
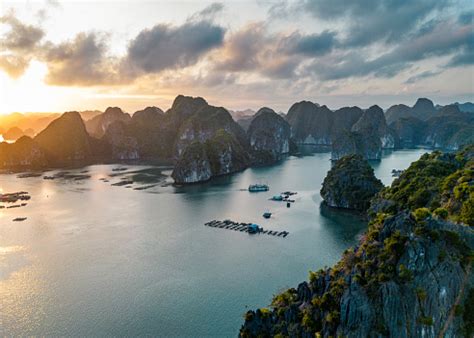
34, 111, 92, 164
321, 155, 383, 211
172, 130, 249, 184
241, 146, 474, 337
85, 107, 131, 138
0, 136, 48, 168
174, 104, 248, 157
331, 131, 382, 160
247, 107, 291, 163
351, 105, 397, 149
286, 101, 333, 145
389, 117, 425, 148
102, 121, 140, 160
386, 98, 436, 124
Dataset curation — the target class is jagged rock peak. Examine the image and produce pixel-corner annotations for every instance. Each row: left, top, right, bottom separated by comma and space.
171, 95, 208, 111
104, 107, 126, 115
413, 97, 434, 112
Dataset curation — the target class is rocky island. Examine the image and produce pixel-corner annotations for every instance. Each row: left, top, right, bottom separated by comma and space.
240, 146, 474, 337
321, 155, 384, 212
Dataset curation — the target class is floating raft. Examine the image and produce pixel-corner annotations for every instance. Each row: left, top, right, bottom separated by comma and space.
204, 220, 289, 237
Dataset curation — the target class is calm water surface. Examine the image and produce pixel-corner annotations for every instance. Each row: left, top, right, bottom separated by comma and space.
0, 149, 427, 336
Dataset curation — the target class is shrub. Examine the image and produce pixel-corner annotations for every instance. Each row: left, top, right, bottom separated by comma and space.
413, 208, 431, 221
433, 207, 448, 220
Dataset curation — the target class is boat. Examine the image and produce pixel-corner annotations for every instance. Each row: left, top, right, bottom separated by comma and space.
248, 184, 269, 192
248, 223, 260, 234
270, 195, 283, 201
263, 212, 272, 219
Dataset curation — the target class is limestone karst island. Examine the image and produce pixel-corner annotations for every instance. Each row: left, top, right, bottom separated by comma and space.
0, 1, 473, 337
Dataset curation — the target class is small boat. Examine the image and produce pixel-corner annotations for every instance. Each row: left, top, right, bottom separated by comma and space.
263, 212, 272, 219
248, 223, 260, 234
248, 184, 269, 192
270, 195, 283, 201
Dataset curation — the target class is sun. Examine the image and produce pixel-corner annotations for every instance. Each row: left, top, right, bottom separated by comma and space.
0, 61, 73, 114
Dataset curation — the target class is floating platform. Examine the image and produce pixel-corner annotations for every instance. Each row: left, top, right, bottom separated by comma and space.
204, 219, 289, 238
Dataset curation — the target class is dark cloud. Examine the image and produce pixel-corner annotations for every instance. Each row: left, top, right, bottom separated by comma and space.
404, 70, 442, 84
123, 20, 225, 77
305, 19, 473, 80
283, 30, 337, 56
43, 32, 119, 86
301, 0, 448, 47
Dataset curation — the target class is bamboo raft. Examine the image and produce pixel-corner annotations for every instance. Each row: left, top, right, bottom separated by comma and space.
204, 220, 289, 237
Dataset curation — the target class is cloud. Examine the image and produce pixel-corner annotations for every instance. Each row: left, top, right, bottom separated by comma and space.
42, 32, 120, 86
305, 19, 473, 80
123, 21, 224, 76
0, 11, 45, 77
283, 30, 337, 56
214, 24, 337, 79
301, 0, 448, 47
0, 12, 45, 51
404, 70, 442, 84
188, 2, 224, 22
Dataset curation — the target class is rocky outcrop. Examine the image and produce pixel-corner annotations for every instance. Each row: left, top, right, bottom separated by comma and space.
331, 131, 382, 160
286, 101, 333, 145
331, 107, 364, 138
172, 130, 249, 184
421, 113, 474, 150
386, 98, 436, 124
241, 147, 474, 338
0, 136, 48, 168
85, 107, 131, 138
174, 104, 248, 157
102, 121, 139, 160
352, 105, 397, 149
320, 155, 383, 211
412, 97, 436, 119
247, 107, 291, 163
34, 111, 92, 164
389, 117, 425, 148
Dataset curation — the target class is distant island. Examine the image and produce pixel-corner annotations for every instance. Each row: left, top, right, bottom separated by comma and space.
1, 95, 473, 184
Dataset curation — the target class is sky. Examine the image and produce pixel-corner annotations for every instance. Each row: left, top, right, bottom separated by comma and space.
0, 0, 473, 114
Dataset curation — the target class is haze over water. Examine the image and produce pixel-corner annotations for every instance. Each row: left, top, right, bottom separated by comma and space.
0, 149, 426, 336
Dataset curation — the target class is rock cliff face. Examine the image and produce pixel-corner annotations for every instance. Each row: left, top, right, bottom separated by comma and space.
85, 107, 131, 138
240, 146, 474, 338
102, 121, 140, 160
352, 105, 397, 149
172, 130, 249, 184
34, 111, 92, 164
247, 107, 291, 163
128, 105, 172, 159
320, 155, 383, 211
421, 113, 474, 150
286, 101, 333, 145
389, 117, 425, 148
331, 131, 382, 160
0, 136, 48, 168
174, 104, 248, 157
331, 107, 364, 138
386, 98, 436, 124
